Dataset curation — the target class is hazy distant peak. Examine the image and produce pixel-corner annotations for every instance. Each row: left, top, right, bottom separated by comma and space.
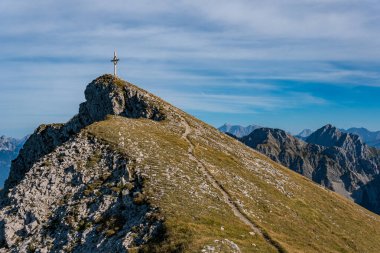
342, 127, 380, 148
296, 129, 313, 139
218, 123, 262, 138
0, 136, 18, 152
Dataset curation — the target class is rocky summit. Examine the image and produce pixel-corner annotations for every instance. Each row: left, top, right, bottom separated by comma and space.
1, 75, 380, 252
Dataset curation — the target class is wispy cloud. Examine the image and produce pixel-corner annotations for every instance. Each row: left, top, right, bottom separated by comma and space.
156, 90, 329, 113
0, 0, 379, 137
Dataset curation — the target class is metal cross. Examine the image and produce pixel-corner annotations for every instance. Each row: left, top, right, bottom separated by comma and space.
111, 51, 120, 77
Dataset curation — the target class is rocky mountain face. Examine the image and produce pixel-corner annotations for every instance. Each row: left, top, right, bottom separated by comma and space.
218, 124, 262, 138
221, 124, 380, 148
240, 125, 380, 213
342, 127, 380, 148
2, 75, 380, 252
0, 136, 26, 188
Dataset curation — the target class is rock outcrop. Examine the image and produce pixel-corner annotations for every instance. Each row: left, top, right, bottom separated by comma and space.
4, 75, 167, 192
240, 125, 380, 213
0, 134, 162, 252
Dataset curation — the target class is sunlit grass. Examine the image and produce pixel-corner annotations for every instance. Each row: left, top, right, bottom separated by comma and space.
86, 115, 380, 252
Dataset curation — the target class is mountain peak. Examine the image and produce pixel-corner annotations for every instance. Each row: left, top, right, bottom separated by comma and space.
0, 136, 18, 152
79, 74, 167, 123
306, 124, 343, 147
4, 75, 171, 191
242, 127, 303, 151
218, 123, 262, 138
306, 124, 370, 158
3, 76, 292, 252
295, 129, 313, 139
3, 76, 380, 252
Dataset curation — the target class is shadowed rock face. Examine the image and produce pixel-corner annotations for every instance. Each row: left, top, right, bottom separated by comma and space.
4, 74, 167, 193
73, 75, 166, 128
306, 124, 371, 159
241, 125, 380, 213
241, 128, 312, 178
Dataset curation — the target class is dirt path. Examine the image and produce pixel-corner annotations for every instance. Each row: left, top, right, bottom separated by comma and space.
179, 116, 286, 253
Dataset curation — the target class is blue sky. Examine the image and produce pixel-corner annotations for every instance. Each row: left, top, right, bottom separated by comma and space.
1, 0, 380, 138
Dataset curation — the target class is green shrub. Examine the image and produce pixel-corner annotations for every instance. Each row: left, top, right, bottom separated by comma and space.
133, 192, 146, 205
105, 229, 116, 237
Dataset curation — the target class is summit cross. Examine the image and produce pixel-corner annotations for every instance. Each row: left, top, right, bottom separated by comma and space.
111, 51, 120, 77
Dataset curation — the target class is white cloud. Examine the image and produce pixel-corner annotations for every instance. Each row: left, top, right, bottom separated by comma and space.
155, 90, 329, 113
0, 0, 379, 136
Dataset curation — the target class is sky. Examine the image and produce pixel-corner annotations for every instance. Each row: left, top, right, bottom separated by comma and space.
0, 0, 380, 138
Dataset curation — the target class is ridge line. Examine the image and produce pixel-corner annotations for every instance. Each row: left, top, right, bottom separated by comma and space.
179, 115, 287, 253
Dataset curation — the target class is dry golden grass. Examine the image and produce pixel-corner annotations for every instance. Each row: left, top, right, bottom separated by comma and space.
86, 115, 380, 252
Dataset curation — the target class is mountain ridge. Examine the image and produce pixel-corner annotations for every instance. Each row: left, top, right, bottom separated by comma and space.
220, 124, 380, 149
1, 75, 380, 252
342, 127, 380, 148
240, 125, 380, 213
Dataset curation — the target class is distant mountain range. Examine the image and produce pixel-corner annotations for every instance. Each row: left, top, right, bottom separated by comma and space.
341, 127, 380, 148
219, 124, 380, 148
0, 135, 27, 187
224, 124, 380, 214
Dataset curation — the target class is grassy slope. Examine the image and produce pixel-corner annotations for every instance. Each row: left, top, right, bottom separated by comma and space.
78, 75, 380, 252
85, 114, 380, 253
